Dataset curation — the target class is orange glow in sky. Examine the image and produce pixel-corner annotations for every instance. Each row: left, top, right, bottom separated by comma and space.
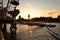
3, 0, 60, 19
16, 1, 60, 19
16, 8, 60, 19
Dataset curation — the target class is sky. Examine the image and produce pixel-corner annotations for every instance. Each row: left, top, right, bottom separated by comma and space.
2, 0, 60, 19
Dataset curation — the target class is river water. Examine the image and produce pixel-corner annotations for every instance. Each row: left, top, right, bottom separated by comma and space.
6, 22, 60, 40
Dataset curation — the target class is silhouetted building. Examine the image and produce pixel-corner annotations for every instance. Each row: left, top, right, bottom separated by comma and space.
40, 17, 52, 22
19, 16, 21, 19
28, 14, 30, 20
58, 15, 60, 19
58, 15, 60, 22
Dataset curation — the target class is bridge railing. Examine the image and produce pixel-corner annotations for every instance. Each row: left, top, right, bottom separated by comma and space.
47, 27, 60, 40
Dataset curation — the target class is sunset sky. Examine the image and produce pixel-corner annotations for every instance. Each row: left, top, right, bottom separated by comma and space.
3, 0, 60, 19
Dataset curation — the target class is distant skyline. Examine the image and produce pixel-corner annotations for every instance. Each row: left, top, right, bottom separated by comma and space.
3, 0, 60, 19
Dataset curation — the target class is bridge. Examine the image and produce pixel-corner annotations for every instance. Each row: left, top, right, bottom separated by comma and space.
16, 21, 56, 27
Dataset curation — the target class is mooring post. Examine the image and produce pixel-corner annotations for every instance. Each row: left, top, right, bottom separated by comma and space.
0, 23, 2, 40
2, 23, 7, 40
10, 23, 17, 40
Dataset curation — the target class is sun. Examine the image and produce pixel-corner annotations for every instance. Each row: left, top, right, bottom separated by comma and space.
19, 10, 37, 19
22, 13, 37, 19
16, 9, 46, 19
16, 10, 41, 19
20, 13, 33, 19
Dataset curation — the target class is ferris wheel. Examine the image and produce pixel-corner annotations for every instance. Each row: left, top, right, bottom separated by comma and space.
0, 0, 20, 19
0, 0, 20, 40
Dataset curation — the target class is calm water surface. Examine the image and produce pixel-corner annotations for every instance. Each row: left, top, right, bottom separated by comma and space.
7, 22, 60, 40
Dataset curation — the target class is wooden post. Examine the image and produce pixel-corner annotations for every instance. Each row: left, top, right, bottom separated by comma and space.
2, 23, 7, 40
0, 30, 2, 40
10, 23, 17, 40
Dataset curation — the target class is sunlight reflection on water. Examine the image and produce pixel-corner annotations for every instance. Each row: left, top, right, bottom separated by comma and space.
5, 23, 60, 40
16, 23, 60, 40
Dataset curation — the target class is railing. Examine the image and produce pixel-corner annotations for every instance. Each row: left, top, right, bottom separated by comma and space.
47, 27, 60, 40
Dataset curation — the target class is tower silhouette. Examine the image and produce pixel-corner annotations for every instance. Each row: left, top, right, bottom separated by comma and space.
28, 14, 30, 20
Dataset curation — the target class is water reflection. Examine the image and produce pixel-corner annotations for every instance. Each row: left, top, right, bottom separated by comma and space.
16, 23, 60, 40
17, 24, 37, 36
22, 25, 31, 35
